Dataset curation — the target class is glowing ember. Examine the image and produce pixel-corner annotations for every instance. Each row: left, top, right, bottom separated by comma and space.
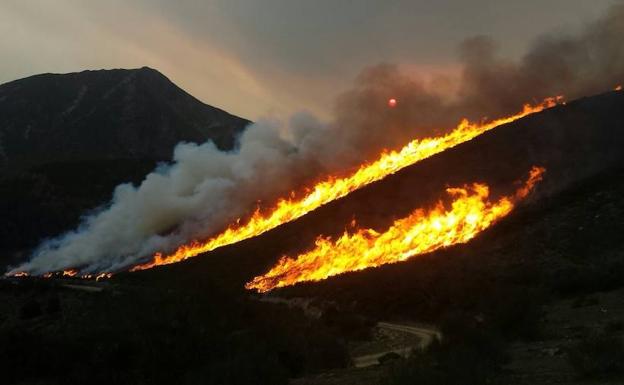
8, 270, 112, 281
245, 167, 545, 293
79, 272, 113, 281
62, 269, 78, 277
97, 273, 112, 281
130, 98, 560, 272
388, 98, 398, 107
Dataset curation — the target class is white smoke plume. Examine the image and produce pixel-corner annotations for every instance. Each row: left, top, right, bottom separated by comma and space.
10, 5, 624, 275
10, 114, 337, 274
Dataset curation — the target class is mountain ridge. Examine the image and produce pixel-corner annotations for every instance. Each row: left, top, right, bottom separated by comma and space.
0, 67, 250, 264
0, 67, 250, 171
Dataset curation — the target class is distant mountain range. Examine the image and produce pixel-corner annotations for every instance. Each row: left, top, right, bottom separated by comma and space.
0, 67, 249, 171
0, 67, 249, 265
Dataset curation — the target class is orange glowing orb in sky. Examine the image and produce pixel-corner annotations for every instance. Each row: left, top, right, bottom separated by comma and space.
388, 98, 397, 107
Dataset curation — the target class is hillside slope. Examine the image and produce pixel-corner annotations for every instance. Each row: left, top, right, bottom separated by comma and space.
130, 89, 624, 291
0, 68, 250, 265
4, 90, 624, 385
0, 67, 249, 171
116, 89, 624, 384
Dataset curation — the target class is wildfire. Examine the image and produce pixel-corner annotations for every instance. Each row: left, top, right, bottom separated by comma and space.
245, 166, 545, 293
82, 272, 113, 281
63, 269, 78, 277
131, 98, 561, 272
8, 270, 111, 281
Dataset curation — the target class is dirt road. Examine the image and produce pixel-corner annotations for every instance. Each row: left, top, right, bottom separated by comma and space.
352, 322, 441, 368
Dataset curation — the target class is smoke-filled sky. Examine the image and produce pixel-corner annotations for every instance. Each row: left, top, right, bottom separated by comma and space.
0, 0, 617, 120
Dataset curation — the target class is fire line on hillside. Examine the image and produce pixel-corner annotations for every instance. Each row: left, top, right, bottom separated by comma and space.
246, 166, 545, 293
129, 99, 561, 272
9, 98, 560, 279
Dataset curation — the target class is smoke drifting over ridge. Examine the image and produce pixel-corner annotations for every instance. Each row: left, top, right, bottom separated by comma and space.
11, 5, 624, 275
332, 4, 624, 161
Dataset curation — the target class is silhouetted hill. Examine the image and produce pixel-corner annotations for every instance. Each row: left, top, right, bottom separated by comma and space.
0, 67, 249, 171
0, 68, 249, 264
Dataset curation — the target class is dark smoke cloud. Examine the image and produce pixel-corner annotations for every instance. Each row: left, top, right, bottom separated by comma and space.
460, 4, 624, 117
10, 5, 624, 275
330, 4, 624, 164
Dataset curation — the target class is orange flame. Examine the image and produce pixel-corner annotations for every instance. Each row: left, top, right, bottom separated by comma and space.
81, 272, 113, 281
245, 167, 545, 293
7, 270, 112, 281
130, 98, 559, 272
131, 99, 559, 272
62, 269, 78, 277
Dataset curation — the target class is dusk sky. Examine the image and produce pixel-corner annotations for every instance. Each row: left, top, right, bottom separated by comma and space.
0, 0, 617, 120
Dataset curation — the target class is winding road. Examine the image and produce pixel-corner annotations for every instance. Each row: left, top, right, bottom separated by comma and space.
352, 322, 442, 368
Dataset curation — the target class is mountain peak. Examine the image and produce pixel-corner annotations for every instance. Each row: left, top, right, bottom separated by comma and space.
0, 68, 250, 171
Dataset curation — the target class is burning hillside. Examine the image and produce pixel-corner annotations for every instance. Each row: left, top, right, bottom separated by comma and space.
7, 5, 624, 284
3, 4, 624, 385
131, 101, 558, 272
8, 98, 559, 279
246, 166, 544, 292
8, 88, 624, 290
